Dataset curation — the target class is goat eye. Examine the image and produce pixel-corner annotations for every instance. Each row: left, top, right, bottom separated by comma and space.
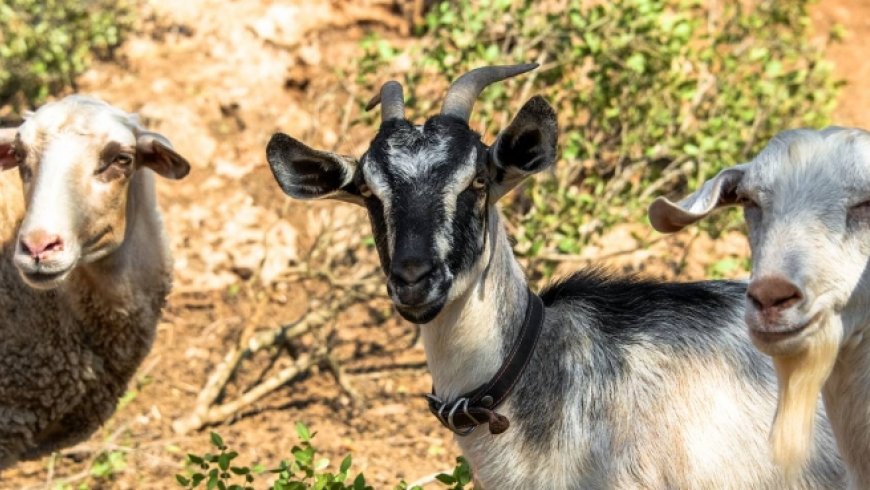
359, 183, 372, 197
850, 200, 870, 214
736, 194, 758, 208
471, 176, 487, 190
112, 154, 133, 166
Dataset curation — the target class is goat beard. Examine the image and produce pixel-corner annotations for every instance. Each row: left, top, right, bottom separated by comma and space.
769, 314, 841, 478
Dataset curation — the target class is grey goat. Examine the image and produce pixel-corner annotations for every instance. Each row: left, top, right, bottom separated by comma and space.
266, 65, 845, 489
651, 126, 870, 488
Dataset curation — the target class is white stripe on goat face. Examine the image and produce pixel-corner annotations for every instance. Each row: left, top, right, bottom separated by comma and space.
438, 146, 479, 257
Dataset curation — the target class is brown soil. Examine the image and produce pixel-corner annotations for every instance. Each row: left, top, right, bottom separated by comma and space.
2, 1, 868, 488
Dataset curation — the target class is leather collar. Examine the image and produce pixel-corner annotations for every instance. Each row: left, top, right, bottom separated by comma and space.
426, 288, 545, 436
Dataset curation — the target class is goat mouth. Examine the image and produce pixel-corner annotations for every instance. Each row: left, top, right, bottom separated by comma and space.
750, 312, 823, 344
395, 298, 445, 324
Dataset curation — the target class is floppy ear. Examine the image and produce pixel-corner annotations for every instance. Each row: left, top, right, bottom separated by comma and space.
0, 127, 18, 171
266, 132, 363, 206
648, 163, 750, 233
136, 130, 191, 180
489, 96, 558, 200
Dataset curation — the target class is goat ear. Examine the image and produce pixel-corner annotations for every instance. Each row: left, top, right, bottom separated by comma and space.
489, 96, 558, 200
266, 132, 363, 206
0, 127, 18, 171
136, 131, 191, 180
648, 163, 750, 233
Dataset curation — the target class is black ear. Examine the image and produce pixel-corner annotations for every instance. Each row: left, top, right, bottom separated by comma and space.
266, 133, 363, 206
489, 96, 558, 200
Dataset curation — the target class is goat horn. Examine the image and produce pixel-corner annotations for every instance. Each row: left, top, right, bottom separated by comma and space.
365, 81, 405, 122
441, 63, 539, 122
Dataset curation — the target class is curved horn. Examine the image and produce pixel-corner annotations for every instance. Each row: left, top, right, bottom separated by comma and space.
441, 63, 538, 122
365, 81, 405, 122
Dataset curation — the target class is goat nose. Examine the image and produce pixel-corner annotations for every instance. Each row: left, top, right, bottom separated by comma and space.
20, 231, 64, 260
392, 258, 434, 285
747, 276, 803, 311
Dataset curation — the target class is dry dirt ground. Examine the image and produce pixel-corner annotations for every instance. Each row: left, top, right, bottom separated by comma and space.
2, 0, 870, 488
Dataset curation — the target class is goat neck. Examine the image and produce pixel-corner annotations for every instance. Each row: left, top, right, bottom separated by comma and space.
422, 207, 528, 400
822, 328, 870, 489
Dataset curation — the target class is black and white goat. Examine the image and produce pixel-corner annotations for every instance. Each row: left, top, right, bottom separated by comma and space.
265, 65, 845, 488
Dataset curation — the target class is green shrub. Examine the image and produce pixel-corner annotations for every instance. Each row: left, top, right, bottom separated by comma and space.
176, 423, 473, 490
0, 0, 133, 109
358, 0, 840, 258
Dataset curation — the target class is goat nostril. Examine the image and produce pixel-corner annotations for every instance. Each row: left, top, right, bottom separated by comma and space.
393, 260, 434, 285
747, 292, 763, 311
772, 291, 802, 309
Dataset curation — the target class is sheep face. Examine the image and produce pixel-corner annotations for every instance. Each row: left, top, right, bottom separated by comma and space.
0, 96, 190, 290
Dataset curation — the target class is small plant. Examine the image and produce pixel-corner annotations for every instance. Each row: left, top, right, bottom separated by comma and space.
177, 423, 470, 490
0, 0, 133, 109
90, 449, 127, 480
432, 457, 473, 490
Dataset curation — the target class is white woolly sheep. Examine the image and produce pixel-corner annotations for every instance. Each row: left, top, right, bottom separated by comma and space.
0, 95, 189, 468
650, 126, 870, 488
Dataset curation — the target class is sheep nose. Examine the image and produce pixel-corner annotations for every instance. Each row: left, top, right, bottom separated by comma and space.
20, 231, 64, 261
392, 258, 434, 285
747, 276, 803, 312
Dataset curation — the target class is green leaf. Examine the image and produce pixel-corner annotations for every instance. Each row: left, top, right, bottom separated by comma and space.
210, 432, 225, 449
206, 469, 219, 490
435, 474, 456, 484
340, 454, 352, 474
625, 52, 646, 73
218, 453, 231, 471
295, 422, 311, 442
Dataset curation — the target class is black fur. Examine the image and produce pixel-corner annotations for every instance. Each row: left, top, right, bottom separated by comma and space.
266, 133, 356, 200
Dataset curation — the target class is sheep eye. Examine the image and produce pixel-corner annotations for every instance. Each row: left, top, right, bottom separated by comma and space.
112, 154, 133, 166
359, 183, 372, 198
11, 146, 25, 163
472, 176, 487, 190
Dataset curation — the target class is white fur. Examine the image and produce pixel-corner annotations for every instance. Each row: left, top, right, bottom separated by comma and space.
655, 127, 870, 487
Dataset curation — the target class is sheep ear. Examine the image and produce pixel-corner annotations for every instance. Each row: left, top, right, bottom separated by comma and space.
489, 96, 558, 200
136, 130, 191, 180
266, 132, 364, 206
648, 163, 750, 233
0, 127, 18, 171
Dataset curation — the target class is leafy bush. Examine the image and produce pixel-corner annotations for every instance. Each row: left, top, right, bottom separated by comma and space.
0, 0, 132, 109
358, 0, 840, 257
176, 423, 473, 490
